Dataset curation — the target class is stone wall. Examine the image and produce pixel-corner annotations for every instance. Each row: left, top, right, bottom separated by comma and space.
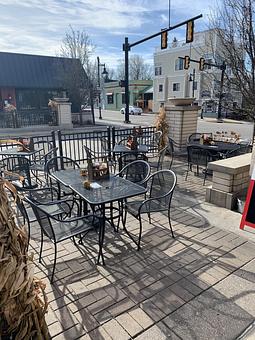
165, 103, 200, 149
206, 153, 251, 210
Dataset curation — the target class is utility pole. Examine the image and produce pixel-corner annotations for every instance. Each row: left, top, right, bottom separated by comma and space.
124, 37, 130, 124
123, 14, 202, 124
189, 68, 196, 98
97, 56, 108, 120
217, 61, 226, 121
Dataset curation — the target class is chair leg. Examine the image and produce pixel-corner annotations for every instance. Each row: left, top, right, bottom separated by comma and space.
185, 165, 189, 181
203, 169, 207, 186
27, 221, 31, 250
137, 215, 143, 251
168, 210, 174, 238
148, 213, 151, 224
39, 230, 44, 263
122, 203, 127, 230
50, 242, 57, 284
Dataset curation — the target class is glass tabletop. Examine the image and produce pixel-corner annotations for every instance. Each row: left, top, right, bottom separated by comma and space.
51, 169, 147, 205
0, 148, 41, 156
113, 144, 148, 154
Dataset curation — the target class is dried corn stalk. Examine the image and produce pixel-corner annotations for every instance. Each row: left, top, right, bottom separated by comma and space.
155, 106, 169, 149
0, 177, 49, 339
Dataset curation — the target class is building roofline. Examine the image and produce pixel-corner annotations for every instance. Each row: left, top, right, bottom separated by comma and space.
0, 51, 79, 61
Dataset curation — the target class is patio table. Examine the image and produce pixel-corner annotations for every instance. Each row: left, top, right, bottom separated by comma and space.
113, 144, 148, 170
187, 141, 239, 158
51, 169, 147, 264
0, 147, 41, 158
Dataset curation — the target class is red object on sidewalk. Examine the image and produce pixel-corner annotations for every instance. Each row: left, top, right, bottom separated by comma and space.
240, 168, 255, 230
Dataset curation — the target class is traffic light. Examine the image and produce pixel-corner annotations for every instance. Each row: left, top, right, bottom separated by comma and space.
199, 57, 205, 71
186, 20, 194, 43
184, 56, 190, 70
161, 30, 168, 49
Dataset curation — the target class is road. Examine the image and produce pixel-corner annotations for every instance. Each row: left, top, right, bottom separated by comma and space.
94, 109, 254, 140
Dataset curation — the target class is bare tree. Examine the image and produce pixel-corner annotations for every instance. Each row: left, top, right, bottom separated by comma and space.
58, 26, 96, 112
130, 55, 153, 80
115, 55, 153, 80
210, 0, 255, 123
60, 25, 95, 72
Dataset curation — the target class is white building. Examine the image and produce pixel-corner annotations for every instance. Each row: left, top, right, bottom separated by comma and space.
153, 29, 242, 114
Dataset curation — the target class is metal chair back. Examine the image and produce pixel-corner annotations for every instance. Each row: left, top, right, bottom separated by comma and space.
117, 160, 150, 186
45, 156, 80, 175
148, 169, 177, 209
1, 156, 32, 187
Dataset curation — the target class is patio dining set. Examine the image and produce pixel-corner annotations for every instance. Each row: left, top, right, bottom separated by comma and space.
0, 129, 251, 283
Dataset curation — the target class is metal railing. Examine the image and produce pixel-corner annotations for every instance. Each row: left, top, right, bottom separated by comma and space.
0, 126, 157, 163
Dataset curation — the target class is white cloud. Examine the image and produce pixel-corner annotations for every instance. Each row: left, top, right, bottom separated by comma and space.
0, 0, 218, 68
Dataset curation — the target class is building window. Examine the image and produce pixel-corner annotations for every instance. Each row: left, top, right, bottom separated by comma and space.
155, 66, 162, 76
193, 81, 197, 90
159, 84, 163, 92
175, 58, 184, 71
107, 94, 114, 104
173, 83, 180, 91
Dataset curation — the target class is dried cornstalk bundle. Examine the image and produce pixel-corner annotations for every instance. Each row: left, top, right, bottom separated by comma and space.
0, 177, 49, 339
155, 106, 169, 149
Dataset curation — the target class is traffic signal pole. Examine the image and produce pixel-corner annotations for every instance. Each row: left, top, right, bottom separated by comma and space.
179, 57, 226, 121
217, 61, 226, 121
123, 13, 202, 124
124, 37, 130, 124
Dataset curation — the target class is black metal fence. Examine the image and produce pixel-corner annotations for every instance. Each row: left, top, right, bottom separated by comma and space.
0, 126, 156, 163
0, 109, 57, 128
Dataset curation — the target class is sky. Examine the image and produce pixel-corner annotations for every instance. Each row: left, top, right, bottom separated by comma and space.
0, 0, 218, 69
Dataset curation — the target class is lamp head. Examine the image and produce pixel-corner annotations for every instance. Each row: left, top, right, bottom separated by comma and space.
101, 66, 108, 79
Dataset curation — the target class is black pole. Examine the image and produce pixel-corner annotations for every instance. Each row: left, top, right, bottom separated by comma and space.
124, 37, 130, 124
90, 85, 95, 125
192, 68, 195, 98
97, 56, 102, 120
217, 61, 226, 121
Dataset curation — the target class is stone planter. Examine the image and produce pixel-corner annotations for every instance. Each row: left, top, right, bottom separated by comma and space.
165, 98, 200, 150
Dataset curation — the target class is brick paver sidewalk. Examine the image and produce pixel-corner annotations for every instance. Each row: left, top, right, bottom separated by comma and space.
29, 160, 255, 339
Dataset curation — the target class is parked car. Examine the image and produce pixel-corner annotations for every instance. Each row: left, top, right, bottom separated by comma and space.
120, 105, 143, 115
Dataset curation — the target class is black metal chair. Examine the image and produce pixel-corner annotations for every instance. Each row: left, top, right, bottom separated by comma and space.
25, 196, 101, 283
188, 133, 202, 144
0, 156, 37, 189
30, 147, 58, 184
116, 159, 150, 186
142, 131, 162, 157
186, 145, 214, 185
117, 153, 148, 172
84, 142, 116, 172
13, 186, 73, 248
123, 169, 177, 250
45, 156, 80, 199
168, 137, 187, 158
149, 144, 173, 171
113, 160, 151, 231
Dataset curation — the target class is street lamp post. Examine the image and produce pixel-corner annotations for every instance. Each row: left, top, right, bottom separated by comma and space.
97, 56, 108, 120
217, 61, 226, 122
189, 68, 196, 98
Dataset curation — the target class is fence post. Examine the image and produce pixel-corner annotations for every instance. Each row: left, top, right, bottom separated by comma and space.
107, 126, 111, 160
51, 130, 58, 158
57, 130, 64, 170
112, 126, 116, 161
